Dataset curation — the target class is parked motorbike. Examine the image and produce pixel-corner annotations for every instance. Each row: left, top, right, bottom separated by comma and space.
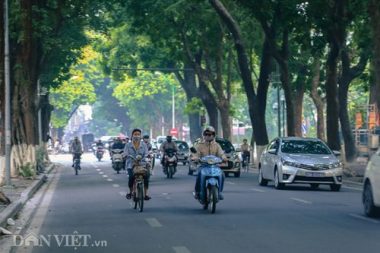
111, 149, 124, 174
146, 151, 155, 174
95, 146, 105, 161
194, 155, 223, 214
163, 148, 177, 179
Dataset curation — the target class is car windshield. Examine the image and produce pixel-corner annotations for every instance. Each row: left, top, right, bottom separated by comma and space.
216, 139, 235, 153
281, 140, 331, 155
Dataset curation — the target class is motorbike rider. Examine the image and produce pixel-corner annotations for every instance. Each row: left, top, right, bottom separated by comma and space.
70, 137, 83, 167
241, 138, 251, 166
192, 126, 227, 200
96, 140, 104, 147
160, 135, 178, 166
143, 135, 152, 151
124, 128, 151, 200
112, 137, 125, 150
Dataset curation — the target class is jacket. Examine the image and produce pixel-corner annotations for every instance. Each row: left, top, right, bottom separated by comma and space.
160, 141, 178, 153
192, 139, 226, 161
70, 141, 83, 154
123, 141, 148, 169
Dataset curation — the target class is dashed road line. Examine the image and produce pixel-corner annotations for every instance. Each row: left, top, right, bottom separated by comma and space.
113, 184, 120, 188
250, 188, 265, 193
225, 181, 235, 185
107, 178, 113, 182
119, 191, 127, 196
102, 175, 108, 178
291, 198, 312, 204
99, 171, 104, 174
349, 213, 379, 224
96, 169, 101, 171
146, 218, 163, 228
173, 246, 191, 253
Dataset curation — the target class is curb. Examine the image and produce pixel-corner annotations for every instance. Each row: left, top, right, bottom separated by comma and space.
0, 163, 55, 227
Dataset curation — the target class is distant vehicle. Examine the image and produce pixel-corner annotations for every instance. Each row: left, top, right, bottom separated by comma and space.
156, 135, 177, 150
82, 133, 95, 152
363, 148, 380, 217
259, 137, 343, 191
188, 137, 241, 177
174, 140, 189, 165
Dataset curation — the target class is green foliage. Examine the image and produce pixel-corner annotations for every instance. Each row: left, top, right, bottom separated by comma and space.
184, 98, 204, 114
19, 163, 36, 179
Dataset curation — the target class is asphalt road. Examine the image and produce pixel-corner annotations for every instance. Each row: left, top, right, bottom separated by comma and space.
10, 152, 380, 253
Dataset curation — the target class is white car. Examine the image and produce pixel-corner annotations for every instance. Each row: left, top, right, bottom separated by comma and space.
259, 137, 343, 191
363, 148, 380, 217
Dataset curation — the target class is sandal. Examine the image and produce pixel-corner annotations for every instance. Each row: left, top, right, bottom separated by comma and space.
126, 193, 132, 199
144, 195, 151, 200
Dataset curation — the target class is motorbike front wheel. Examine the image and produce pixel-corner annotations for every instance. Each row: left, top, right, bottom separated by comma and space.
209, 185, 218, 214
137, 183, 144, 212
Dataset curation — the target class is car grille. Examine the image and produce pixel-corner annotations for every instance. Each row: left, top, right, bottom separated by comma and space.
294, 176, 334, 182
299, 164, 330, 171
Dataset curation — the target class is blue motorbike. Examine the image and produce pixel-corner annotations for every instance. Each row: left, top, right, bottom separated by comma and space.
195, 155, 223, 214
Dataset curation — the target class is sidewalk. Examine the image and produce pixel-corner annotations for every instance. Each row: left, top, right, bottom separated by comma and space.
0, 163, 55, 229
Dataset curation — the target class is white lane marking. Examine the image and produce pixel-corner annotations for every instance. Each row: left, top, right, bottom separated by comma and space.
342, 186, 361, 191
349, 213, 380, 224
225, 181, 235, 185
291, 198, 312, 204
146, 218, 163, 228
99, 171, 104, 174
107, 178, 113, 182
93, 165, 98, 168
102, 175, 108, 178
162, 193, 169, 195
173, 246, 192, 253
119, 191, 127, 196
250, 188, 265, 193
96, 169, 101, 171
113, 184, 120, 188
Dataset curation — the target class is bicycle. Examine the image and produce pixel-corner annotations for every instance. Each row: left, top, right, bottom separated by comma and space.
129, 155, 148, 212
242, 151, 250, 172
73, 153, 81, 175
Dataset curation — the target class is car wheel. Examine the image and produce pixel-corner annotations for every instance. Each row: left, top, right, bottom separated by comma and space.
330, 184, 341, 192
234, 171, 241, 178
183, 162, 186, 165
274, 169, 285, 190
258, 168, 268, 186
363, 181, 380, 217
310, 183, 319, 190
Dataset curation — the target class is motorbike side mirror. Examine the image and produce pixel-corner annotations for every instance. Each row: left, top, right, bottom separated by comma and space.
190, 147, 197, 154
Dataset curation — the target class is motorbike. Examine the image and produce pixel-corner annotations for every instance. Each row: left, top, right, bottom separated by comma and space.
95, 146, 105, 162
111, 149, 124, 174
73, 153, 81, 176
163, 148, 177, 179
194, 155, 223, 214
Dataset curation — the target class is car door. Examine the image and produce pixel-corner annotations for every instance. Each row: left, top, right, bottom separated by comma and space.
263, 139, 279, 180
371, 149, 380, 203
267, 139, 280, 180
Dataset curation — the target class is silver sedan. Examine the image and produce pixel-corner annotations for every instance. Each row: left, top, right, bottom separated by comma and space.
258, 137, 343, 191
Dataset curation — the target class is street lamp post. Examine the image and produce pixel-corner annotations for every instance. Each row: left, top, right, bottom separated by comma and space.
4, 0, 12, 186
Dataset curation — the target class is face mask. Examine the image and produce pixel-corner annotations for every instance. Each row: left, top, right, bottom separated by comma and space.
133, 137, 141, 142
204, 135, 214, 142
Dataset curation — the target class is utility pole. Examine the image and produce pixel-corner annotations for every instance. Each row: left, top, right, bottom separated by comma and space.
4, 0, 12, 186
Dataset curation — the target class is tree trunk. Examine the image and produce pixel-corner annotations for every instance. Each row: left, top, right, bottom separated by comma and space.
198, 79, 219, 132
369, 0, 380, 112
0, 1, 4, 156
209, 0, 268, 147
325, 42, 341, 151
310, 58, 326, 141
294, 80, 305, 137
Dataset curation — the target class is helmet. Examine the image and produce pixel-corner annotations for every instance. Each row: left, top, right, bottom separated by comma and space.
143, 135, 149, 139
203, 126, 216, 136
131, 128, 142, 136
166, 135, 172, 141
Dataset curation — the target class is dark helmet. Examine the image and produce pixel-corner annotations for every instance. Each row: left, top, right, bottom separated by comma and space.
166, 135, 172, 142
131, 128, 142, 136
143, 134, 150, 139
203, 126, 216, 136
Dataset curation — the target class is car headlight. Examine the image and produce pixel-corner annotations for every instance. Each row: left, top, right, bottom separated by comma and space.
281, 158, 303, 168
329, 162, 342, 169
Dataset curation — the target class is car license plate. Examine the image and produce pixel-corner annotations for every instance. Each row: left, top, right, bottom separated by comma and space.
305, 172, 325, 177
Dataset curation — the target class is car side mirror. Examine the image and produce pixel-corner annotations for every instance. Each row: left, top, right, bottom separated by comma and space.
268, 149, 277, 155
333, 150, 341, 156
190, 147, 197, 154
